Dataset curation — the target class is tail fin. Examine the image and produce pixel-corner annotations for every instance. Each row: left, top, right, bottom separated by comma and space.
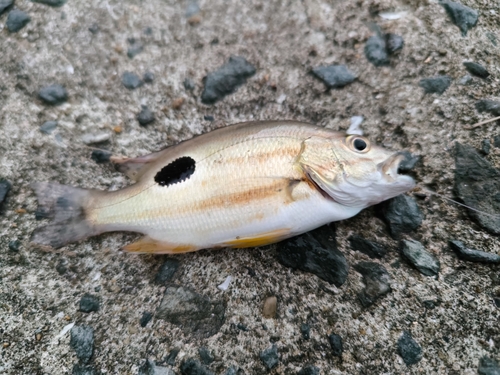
31, 183, 97, 248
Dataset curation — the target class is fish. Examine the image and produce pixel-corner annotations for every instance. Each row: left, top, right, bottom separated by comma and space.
31, 121, 415, 253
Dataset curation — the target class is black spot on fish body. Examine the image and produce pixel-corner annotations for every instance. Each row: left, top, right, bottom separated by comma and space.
155, 156, 196, 187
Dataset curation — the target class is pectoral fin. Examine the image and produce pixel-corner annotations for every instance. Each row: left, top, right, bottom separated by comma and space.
223, 228, 291, 248
123, 236, 199, 254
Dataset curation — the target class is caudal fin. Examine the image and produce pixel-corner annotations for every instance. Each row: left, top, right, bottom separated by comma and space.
31, 183, 97, 248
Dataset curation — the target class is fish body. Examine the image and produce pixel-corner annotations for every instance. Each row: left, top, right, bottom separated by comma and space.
32, 121, 415, 253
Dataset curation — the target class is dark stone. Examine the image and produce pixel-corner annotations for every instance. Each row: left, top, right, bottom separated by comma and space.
300, 323, 310, 340
397, 331, 422, 366
495, 136, 500, 148
419, 76, 452, 95
478, 357, 500, 375
377, 195, 423, 238
494, 298, 500, 308
72, 363, 96, 375
348, 235, 387, 258
70, 325, 94, 364
156, 285, 225, 338
439, 0, 478, 36
40, 120, 58, 134
476, 100, 500, 116
276, 224, 349, 287
38, 84, 68, 105
397, 151, 420, 173
225, 366, 243, 375
32, 0, 68, 6
183, 78, 195, 91
127, 43, 144, 59
203, 115, 214, 121
6, 9, 30, 32
463, 62, 490, 79
354, 262, 392, 307
482, 139, 491, 155
401, 240, 440, 276
0, 179, 12, 207
454, 143, 500, 234
198, 347, 214, 365
88, 24, 99, 34
364, 35, 389, 66
0, 0, 14, 16
143, 72, 155, 83
298, 365, 320, 375
91, 150, 112, 164
55, 259, 68, 275
180, 358, 214, 375
137, 106, 155, 126
155, 259, 180, 284
138, 359, 175, 375
140, 311, 153, 327
8, 240, 20, 252
201, 56, 256, 104
385, 33, 404, 54
311, 65, 356, 88
79, 293, 100, 313
236, 323, 248, 331
122, 72, 143, 90
166, 348, 180, 366
259, 344, 279, 370
328, 333, 343, 357
449, 240, 500, 264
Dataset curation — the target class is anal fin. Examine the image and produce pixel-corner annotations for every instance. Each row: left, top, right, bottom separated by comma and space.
122, 236, 199, 254
223, 228, 291, 249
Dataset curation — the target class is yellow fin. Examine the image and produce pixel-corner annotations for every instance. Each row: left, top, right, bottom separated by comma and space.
223, 228, 291, 249
123, 236, 198, 254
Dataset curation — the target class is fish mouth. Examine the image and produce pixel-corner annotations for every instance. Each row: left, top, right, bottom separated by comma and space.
380, 151, 418, 185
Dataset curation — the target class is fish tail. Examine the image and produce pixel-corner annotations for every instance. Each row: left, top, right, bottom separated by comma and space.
31, 182, 101, 248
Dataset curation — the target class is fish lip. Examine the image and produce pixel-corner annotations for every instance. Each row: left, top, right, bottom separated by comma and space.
380, 152, 417, 186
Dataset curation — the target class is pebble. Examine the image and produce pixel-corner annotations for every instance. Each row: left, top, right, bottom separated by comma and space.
8, 240, 20, 252
6, 9, 30, 32
156, 285, 225, 338
166, 348, 180, 366
276, 224, 348, 287
143, 72, 155, 83
482, 139, 491, 155
418, 76, 452, 95
439, 0, 478, 36
55, 259, 68, 275
311, 65, 356, 88
180, 358, 214, 375
458, 75, 473, 85
185, 1, 200, 18
70, 325, 94, 364
139, 311, 153, 327
121, 72, 143, 90
478, 357, 500, 375
454, 143, 500, 234
494, 136, 500, 148
137, 106, 155, 126
449, 240, 500, 264
32, 0, 68, 6
225, 366, 242, 375
198, 347, 214, 365
475, 99, 500, 116
0, 178, 12, 207
90, 150, 112, 164
72, 363, 97, 375
0, 0, 14, 16
154, 258, 180, 284
259, 344, 279, 370
494, 298, 500, 309
38, 84, 68, 105
81, 133, 110, 145
79, 293, 100, 313
201, 56, 256, 104
138, 359, 175, 375
396, 151, 420, 173
378, 195, 423, 239
298, 366, 320, 375
463, 62, 490, 79
364, 35, 389, 66
328, 333, 343, 357
127, 43, 144, 59
183, 78, 195, 91
204, 115, 214, 121
385, 33, 404, 54
354, 262, 392, 307
348, 235, 387, 258
262, 296, 277, 318
40, 120, 58, 134
300, 323, 310, 340
397, 331, 422, 366
401, 239, 440, 277
88, 24, 99, 34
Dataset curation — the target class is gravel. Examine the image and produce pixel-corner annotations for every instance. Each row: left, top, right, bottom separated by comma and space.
476, 99, 500, 116
198, 347, 214, 365
463, 62, 490, 79
311, 65, 356, 88
0, 178, 12, 208
478, 356, 500, 375
6, 9, 30, 33
377, 195, 423, 239
139, 311, 153, 327
180, 358, 214, 375
154, 258, 180, 284
137, 105, 155, 126
327, 333, 343, 357
40, 120, 58, 134
449, 240, 500, 263
70, 325, 94, 364
401, 239, 441, 277
32, 0, 68, 6
397, 331, 423, 366
297, 365, 320, 375
259, 344, 279, 370
348, 234, 387, 258
354, 261, 392, 307
419, 76, 452, 95
439, 0, 479, 36
0, 0, 14, 16
79, 293, 100, 313
38, 84, 68, 105
364, 35, 390, 67
122, 72, 143, 90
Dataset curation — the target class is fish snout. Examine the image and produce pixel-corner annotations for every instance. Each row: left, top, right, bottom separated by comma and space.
379, 151, 419, 183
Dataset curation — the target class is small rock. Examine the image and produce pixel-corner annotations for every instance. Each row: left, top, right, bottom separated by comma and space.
183, 78, 195, 91
55, 259, 68, 275
172, 98, 185, 110
79, 294, 100, 313
348, 235, 387, 258
70, 325, 94, 364
166, 348, 180, 366
397, 331, 422, 366
458, 75, 473, 85
478, 357, 500, 375
354, 262, 392, 307
378, 195, 423, 238
201, 56, 256, 104
276, 224, 348, 287
236, 323, 248, 331
143, 72, 155, 83
38, 84, 68, 105
6, 9, 30, 32
225, 366, 242, 375
40, 120, 58, 134
32, 0, 68, 6
156, 285, 225, 338
88, 24, 99, 34
0, 179, 12, 207
155, 258, 180, 284
297, 365, 320, 375
385, 33, 404, 54
127, 43, 144, 59
449, 240, 500, 264
139, 311, 153, 327
137, 106, 155, 126
180, 358, 214, 375
396, 151, 420, 173
259, 344, 279, 370
198, 347, 214, 365
138, 359, 175, 375
262, 296, 277, 318
419, 76, 452, 95
72, 363, 97, 375
482, 139, 491, 155
401, 239, 440, 276
328, 333, 343, 357
494, 298, 500, 308
0, 0, 14, 17
8, 240, 20, 252
364, 35, 389, 66
494, 136, 500, 148
122, 72, 143, 90
311, 65, 356, 89
91, 150, 112, 164
439, 0, 478, 36
463, 62, 489, 79
300, 323, 310, 340
476, 100, 500, 116
185, 1, 200, 17
204, 115, 214, 121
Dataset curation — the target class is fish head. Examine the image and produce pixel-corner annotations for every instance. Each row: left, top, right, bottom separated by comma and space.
301, 134, 416, 208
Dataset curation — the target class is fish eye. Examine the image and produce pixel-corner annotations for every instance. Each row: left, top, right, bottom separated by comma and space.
347, 136, 370, 153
